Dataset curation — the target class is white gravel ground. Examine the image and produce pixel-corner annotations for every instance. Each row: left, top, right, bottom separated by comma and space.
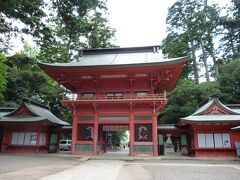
1, 154, 240, 180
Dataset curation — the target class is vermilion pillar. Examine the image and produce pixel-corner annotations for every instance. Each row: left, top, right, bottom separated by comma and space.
99, 125, 103, 154
152, 112, 158, 156
193, 125, 198, 156
93, 112, 99, 155
71, 111, 78, 154
1, 126, 9, 152
129, 111, 134, 156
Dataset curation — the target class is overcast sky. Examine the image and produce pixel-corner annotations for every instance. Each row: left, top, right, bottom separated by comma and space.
107, 0, 231, 47
11, 0, 231, 53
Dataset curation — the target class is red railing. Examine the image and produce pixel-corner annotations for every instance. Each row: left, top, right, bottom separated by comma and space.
62, 94, 167, 102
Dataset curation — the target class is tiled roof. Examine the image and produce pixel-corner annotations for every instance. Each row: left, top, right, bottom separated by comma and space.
181, 115, 240, 122
192, 98, 240, 116
0, 108, 16, 117
0, 99, 69, 126
38, 56, 187, 68
180, 98, 240, 123
38, 46, 188, 68
25, 103, 69, 125
0, 116, 45, 122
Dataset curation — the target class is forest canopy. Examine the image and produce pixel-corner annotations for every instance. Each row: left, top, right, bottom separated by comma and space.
0, 0, 239, 124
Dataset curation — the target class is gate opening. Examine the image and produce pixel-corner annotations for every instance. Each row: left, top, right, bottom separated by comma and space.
102, 125, 129, 156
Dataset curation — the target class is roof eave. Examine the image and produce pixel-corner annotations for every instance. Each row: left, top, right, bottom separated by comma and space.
37, 56, 188, 69
180, 119, 240, 124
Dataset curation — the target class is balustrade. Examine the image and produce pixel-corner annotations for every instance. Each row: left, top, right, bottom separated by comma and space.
63, 94, 167, 102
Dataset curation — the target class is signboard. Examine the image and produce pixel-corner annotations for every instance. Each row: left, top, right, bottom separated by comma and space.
103, 125, 129, 131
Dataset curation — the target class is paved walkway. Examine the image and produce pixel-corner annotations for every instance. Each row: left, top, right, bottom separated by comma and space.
102, 147, 129, 157
41, 160, 124, 180
41, 159, 240, 180
1, 153, 240, 180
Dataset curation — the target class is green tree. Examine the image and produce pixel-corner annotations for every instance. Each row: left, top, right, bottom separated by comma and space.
218, 59, 240, 103
0, 0, 115, 61
165, 0, 202, 83
0, 53, 7, 103
3, 53, 72, 123
164, 0, 221, 82
0, 1, 115, 123
160, 80, 221, 124
86, 11, 116, 48
161, 33, 190, 58
195, 1, 220, 81
20, 41, 39, 58
0, 0, 46, 52
111, 131, 128, 147
4, 54, 48, 104
37, 0, 115, 63
219, 0, 240, 60
161, 32, 192, 79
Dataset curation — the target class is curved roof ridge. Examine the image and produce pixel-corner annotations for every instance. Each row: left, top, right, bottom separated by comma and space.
191, 98, 240, 116
25, 103, 69, 126
1, 100, 69, 126
180, 97, 240, 123
192, 99, 215, 115
4, 102, 38, 117
38, 56, 188, 68
217, 100, 240, 115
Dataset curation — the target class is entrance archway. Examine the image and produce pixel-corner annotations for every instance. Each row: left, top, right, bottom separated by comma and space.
101, 124, 129, 156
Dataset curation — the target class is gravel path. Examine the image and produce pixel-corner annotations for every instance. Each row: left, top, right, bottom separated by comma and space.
42, 159, 240, 180
0, 154, 79, 180
42, 160, 123, 180
1, 154, 240, 180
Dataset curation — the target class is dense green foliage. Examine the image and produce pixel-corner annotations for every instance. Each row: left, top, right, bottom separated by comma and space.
0, 0, 115, 60
2, 52, 72, 123
219, 59, 240, 103
0, 0, 115, 123
0, 53, 7, 103
160, 0, 240, 124
37, 0, 115, 63
111, 132, 128, 147
161, 59, 240, 124
0, 0, 239, 126
0, 0, 46, 52
160, 80, 221, 123
162, 0, 239, 82
159, 60, 240, 123
219, 0, 240, 59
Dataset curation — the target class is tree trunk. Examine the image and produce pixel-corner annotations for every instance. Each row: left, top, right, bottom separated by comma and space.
229, 29, 237, 58
204, 0, 219, 80
210, 47, 219, 80
190, 39, 199, 84
200, 36, 210, 82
